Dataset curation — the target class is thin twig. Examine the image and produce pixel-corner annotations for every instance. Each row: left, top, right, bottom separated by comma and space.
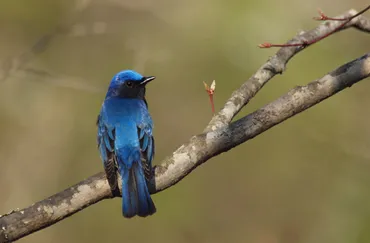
259, 5, 370, 48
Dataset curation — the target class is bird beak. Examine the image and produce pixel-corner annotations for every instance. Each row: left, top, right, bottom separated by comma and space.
140, 76, 156, 86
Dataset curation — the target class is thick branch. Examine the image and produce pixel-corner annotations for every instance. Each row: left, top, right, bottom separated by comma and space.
0, 174, 110, 243
152, 52, 370, 192
205, 9, 370, 132
1, 51, 369, 243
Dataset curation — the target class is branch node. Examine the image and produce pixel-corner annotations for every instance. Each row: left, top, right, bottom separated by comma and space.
313, 8, 349, 21
258, 42, 272, 48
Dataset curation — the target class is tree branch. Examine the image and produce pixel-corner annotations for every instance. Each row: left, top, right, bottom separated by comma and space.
206, 8, 370, 132
1, 9, 369, 243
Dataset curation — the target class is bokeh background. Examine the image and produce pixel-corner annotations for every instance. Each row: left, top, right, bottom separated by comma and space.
1, 0, 370, 242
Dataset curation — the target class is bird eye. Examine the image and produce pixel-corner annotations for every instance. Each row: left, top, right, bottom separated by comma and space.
126, 81, 133, 88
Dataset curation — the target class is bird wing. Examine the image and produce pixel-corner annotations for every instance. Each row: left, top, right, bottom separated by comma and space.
137, 123, 155, 182
97, 114, 120, 196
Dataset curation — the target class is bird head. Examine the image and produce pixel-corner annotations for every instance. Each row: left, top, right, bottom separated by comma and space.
106, 70, 155, 99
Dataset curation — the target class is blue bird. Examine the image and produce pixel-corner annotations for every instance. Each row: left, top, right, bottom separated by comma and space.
97, 70, 156, 218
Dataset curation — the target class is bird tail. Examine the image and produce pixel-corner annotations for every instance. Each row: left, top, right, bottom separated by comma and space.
120, 161, 156, 218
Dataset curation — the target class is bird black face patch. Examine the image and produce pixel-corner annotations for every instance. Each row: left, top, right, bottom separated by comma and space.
118, 80, 146, 99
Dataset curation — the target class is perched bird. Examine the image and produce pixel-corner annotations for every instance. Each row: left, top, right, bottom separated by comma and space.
97, 70, 156, 218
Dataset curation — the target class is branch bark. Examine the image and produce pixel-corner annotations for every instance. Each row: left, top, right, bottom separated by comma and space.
206, 8, 370, 132
0, 9, 369, 243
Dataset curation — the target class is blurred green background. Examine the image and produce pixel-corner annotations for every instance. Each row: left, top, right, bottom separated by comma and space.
1, 0, 370, 242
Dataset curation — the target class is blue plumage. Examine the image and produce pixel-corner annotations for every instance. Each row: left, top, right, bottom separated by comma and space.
97, 70, 156, 218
